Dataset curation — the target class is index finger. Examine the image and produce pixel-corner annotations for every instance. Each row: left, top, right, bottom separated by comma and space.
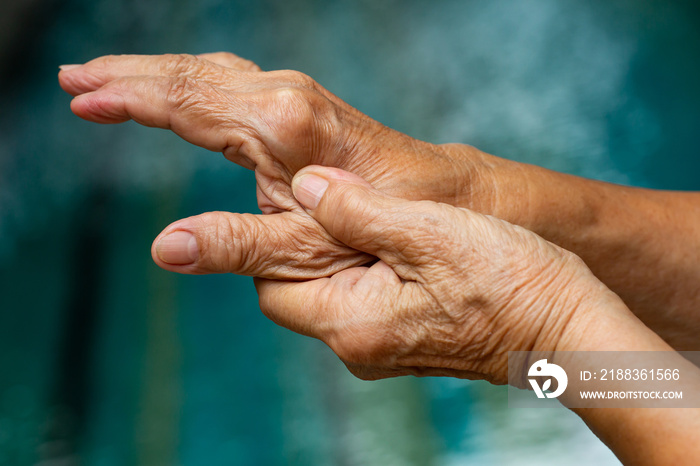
68, 74, 260, 154
59, 53, 250, 97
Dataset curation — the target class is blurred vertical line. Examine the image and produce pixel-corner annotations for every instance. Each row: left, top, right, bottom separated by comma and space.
135, 187, 184, 466
131, 0, 196, 462
43, 186, 110, 465
317, 351, 353, 466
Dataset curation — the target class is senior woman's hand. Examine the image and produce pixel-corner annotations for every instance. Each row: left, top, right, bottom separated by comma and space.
58, 52, 700, 351
256, 165, 641, 383
58, 52, 487, 278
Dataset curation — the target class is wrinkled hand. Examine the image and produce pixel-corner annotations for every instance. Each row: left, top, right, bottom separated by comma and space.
255, 165, 625, 383
58, 52, 485, 279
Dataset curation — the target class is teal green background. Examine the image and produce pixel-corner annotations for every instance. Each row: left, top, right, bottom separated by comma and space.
1, 0, 698, 464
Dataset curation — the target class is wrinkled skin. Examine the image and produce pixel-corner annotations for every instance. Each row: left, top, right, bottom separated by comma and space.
59, 52, 486, 279
256, 166, 629, 383
58, 53, 700, 466
54, 52, 646, 381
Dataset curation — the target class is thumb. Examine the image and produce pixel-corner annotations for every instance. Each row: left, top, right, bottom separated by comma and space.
291, 165, 434, 266
151, 210, 370, 278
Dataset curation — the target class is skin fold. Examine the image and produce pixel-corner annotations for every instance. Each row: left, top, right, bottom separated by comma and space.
59, 52, 700, 465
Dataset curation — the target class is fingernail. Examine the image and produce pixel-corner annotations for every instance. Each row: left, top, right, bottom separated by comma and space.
156, 231, 199, 265
59, 64, 81, 71
292, 174, 329, 210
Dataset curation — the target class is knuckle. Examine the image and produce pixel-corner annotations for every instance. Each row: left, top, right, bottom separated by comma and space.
90, 54, 129, 79
234, 55, 262, 72
267, 86, 319, 134
163, 53, 205, 76
272, 69, 317, 89
94, 54, 121, 70
205, 51, 234, 62
257, 71, 339, 149
240, 58, 262, 72
223, 213, 261, 274
273, 84, 317, 111
205, 52, 261, 72
195, 212, 256, 273
328, 185, 389, 249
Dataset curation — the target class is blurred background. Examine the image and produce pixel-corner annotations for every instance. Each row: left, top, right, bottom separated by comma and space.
1, 0, 699, 464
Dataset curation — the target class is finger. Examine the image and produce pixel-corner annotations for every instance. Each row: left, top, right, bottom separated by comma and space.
197, 52, 262, 72
152, 210, 372, 279
291, 166, 450, 269
60, 54, 212, 96
254, 261, 398, 339
67, 73, 316, 179
254, 276, 334, 339
59, 53, 261, 97
69, 74, 259, 152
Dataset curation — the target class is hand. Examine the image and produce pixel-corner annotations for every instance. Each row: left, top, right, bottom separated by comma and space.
58, 53, 700, 352
58, 53, 491, 279
254, 165, 630, 383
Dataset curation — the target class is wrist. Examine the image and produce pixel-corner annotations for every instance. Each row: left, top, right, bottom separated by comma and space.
553, 276, 671, 354
528, 272, 678, 410
436, 143, 541, 222
437, 143, 604, 244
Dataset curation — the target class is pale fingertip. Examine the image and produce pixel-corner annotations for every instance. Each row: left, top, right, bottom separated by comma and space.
292, 173, 329, 210
69, 90, 131, 124
155, 230, 199, 265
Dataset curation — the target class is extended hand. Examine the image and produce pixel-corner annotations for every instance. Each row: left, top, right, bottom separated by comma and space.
58, 53, 487, 279
59, 53, 700, 352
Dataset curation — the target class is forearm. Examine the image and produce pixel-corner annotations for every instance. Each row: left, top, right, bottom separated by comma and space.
578, 403, 700, 466
440, 143, 700, 349
560, 295, 700, 465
